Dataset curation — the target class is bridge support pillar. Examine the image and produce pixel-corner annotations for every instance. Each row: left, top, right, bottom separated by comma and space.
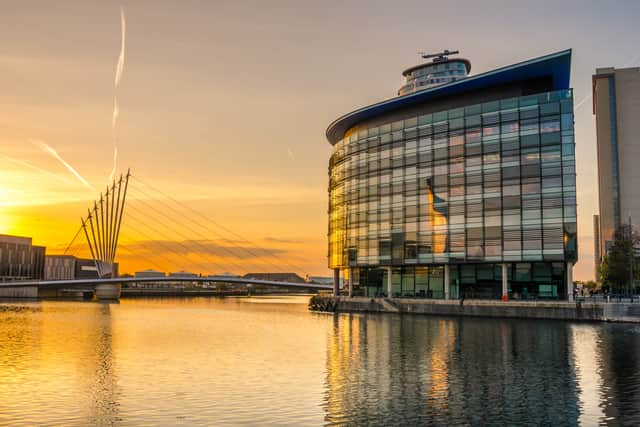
333, 269, 340, 296
95, 283, 121, 301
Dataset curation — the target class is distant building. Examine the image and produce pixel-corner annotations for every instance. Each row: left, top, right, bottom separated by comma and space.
132, 269, 167, 288
212, 272, 239, 277
76, 258, 118, 279
0, 234, 45, 282
169, 270, 198, 278
243, 272, 306, 283
594, 214, 601, 281
134, 269, 166, 278
594, 66, 640, 267
44, 255, 76, 280
45, 255, 119, 280
308, 276, 334, 285
76, 258, 98, 279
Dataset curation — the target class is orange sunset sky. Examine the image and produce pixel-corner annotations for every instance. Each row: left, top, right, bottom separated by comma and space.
1, 1, 639, 279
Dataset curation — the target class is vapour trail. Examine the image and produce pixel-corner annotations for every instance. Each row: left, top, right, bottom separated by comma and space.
0, 153, 75, 185
574, 94, 591, 111
31, 139, 96, 191
110, 6, 126, 182
574, 53, 640, 112
112, 97, 119, 129
115, 7, 126, 88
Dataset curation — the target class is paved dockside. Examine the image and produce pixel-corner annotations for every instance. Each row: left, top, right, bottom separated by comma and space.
309, 296, 640, 323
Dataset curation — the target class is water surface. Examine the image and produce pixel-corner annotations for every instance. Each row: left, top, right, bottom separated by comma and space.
0, 296, 638, 426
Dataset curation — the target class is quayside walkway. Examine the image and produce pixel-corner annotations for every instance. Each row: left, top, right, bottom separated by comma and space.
309, 296, 640, 323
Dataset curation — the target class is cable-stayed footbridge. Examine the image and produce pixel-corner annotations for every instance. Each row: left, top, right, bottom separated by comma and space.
0, 169, 330, 300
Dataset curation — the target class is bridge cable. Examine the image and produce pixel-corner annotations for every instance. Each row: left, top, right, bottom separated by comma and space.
122, 209, 231, 275
119, 219, 221, 275
124, 197, 261, 274
126, 191, 272, 270
63, 225, 84, 255
127, 183, 293, 273
123, 202, 242, 274
116, 241, 175, 274
130, 176, 313, 272
129, 176, 310, 276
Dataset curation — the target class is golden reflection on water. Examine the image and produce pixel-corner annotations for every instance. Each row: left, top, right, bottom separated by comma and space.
0, 297, 330, 426
570, 324, 606, 425
0, 302, 120, 425
1, 298, 640, 426
424, 319, 455, 412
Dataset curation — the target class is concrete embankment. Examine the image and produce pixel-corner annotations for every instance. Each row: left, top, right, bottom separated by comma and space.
309, 296, 640, 323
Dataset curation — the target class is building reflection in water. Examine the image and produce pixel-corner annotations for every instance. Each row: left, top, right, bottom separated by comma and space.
324, 314, 593, 425
592, 324, 640, 424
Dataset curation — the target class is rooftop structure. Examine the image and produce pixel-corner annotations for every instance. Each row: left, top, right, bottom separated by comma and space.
398, 50, 471, 96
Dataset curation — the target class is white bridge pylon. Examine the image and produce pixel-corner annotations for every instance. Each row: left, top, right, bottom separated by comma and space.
81, 169, 130, 278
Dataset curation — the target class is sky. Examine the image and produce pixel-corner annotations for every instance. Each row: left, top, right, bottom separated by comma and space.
0, 0, 639, 279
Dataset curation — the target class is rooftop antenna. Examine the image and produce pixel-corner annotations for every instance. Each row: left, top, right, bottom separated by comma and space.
418, 49, 460, 63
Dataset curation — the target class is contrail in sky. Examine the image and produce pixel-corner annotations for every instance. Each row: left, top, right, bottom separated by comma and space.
115, 7, 126, 88
0, 153, 75, 185
574, 53, 640, 112
110, 6, 126, 182
112, 97, 119, 128
574, 94, 592, 111
31, 139, 96, 191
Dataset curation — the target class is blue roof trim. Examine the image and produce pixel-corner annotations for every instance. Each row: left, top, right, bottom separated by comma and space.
326, 49, 572, 145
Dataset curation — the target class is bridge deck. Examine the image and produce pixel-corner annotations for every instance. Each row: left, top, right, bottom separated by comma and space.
0, 276, 332, 290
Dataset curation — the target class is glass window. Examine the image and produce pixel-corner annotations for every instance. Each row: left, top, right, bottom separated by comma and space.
483, 124, 499, 137
515, 263, 531, 281
540, 102, 560, 116
501, 121, 519, 134
540, 119, 560, 133
562, 144, 575, 156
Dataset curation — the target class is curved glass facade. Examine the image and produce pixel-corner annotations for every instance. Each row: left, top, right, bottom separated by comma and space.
328, 89, 577, 299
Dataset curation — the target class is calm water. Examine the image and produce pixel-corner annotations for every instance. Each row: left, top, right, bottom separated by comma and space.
0, 297, 639, 426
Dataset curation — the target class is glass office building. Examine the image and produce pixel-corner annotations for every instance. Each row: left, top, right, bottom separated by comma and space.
326, 50, 577, 300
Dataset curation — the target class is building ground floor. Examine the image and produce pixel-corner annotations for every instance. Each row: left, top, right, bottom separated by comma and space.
333, 262, 574, 301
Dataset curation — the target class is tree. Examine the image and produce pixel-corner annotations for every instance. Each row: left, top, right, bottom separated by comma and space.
599, 224, 640, 293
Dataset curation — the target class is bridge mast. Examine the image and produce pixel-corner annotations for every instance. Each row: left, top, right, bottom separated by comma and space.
81, 169, 130, 278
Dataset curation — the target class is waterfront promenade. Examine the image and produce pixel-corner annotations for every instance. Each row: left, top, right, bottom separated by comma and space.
310, 295, 640, 323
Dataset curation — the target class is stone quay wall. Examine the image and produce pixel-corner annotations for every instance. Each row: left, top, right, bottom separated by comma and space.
309, 296, 640, 323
